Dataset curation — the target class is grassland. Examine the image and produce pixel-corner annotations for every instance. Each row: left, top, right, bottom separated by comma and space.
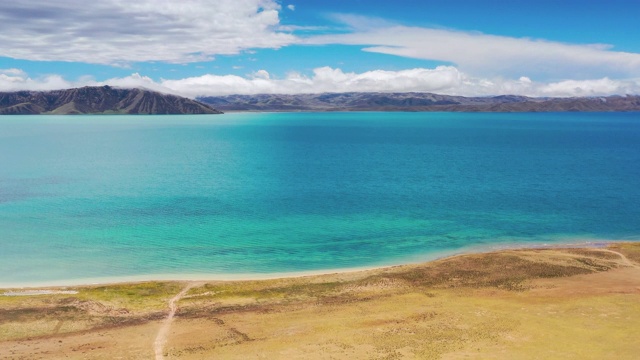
1, 243, 639, 359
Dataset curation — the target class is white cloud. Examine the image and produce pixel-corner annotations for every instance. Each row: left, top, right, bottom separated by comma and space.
0, 69, 75, 91
3, 67, 640, 98
99, 73, 173, 93
158, 66, 467, 97
2, 4, 639, 89
158, 67, 640, 98
0, 68, 27, 76
0, 0, 296, 65
0, 69, 171, 93
519, 77, 532, 84
538, 78, 640, 97
306, 21, 640, 80
252, 70, 271, 79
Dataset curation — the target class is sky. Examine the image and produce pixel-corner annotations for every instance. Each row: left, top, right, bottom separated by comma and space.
1, 0, 639, 98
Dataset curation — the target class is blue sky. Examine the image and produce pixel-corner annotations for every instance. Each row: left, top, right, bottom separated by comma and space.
1, 0, 639, 97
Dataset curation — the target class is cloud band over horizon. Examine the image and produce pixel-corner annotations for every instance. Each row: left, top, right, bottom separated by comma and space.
2, 66, 639, 98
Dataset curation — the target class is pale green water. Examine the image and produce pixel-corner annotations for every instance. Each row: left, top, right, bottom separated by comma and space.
1, 112, 639, 286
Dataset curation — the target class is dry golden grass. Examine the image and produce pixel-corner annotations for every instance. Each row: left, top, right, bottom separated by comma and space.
609, 242, 640, 264
1, 243, 639, 359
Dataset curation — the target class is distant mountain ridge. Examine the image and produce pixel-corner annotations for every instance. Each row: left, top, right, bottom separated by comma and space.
198, 92, 640, 112
0, 86, 221, 115
3, 88, 639, 114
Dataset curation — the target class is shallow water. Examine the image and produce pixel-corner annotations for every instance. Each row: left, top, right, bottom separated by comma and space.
1, 112, 639, 285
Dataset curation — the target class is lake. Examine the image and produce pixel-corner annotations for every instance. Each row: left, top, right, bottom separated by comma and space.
1, 112, 639, 286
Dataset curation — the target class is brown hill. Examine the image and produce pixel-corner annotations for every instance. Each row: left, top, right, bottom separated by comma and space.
0, 86, 222, 115
198, 92, 640, 112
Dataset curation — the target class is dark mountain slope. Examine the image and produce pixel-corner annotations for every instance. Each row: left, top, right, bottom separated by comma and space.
0, 86, 222, 115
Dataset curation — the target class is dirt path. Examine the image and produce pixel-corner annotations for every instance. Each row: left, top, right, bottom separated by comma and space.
154, 282, 199, 360
595, 248, 639, 268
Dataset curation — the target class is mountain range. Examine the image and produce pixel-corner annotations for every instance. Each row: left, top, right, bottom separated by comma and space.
2, 87, 640, 115
0, 86, 221, 115
198, 92, 640, 112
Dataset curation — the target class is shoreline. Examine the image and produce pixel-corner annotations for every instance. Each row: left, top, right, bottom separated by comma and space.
1, 239, 632, 291
3, 239, 639, 359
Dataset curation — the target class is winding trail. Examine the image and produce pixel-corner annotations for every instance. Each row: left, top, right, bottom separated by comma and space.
596, 248, 639, 269
154, 282, 200, 360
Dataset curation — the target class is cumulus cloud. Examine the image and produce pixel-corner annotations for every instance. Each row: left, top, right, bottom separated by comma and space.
159, 66, 468, 97
0, 0, 295, 65
3, 67, 639, 98
0, 69, 75, 91
157, 67, 640, 98
0, 69, 172, 93
307, 20, 640, 80
538, 78, 640, 97
0, 68, 27, 76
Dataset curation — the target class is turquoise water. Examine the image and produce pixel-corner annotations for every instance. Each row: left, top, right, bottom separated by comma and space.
1, 112, 639, 286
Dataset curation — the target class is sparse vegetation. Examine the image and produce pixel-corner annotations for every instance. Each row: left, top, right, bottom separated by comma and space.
609, 242, 640, 264
1, 243, 639, 359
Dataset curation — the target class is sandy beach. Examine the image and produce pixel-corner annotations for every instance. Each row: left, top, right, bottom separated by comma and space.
1, 242, 639, 359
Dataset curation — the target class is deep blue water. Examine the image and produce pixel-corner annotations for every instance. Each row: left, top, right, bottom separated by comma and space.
1, 112, 639, 285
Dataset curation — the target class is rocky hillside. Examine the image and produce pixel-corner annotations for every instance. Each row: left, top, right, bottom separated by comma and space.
0, 86, 222, 115
198, 92, 640, 112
